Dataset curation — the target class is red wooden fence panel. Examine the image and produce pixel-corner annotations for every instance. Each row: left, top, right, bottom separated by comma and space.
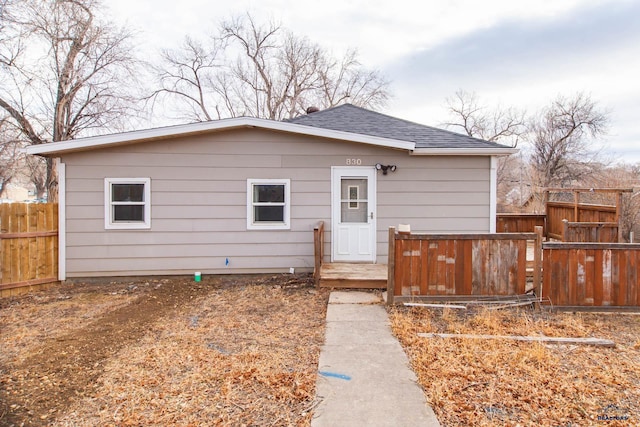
496, 213, 546, 235
547, 201, 617, 240
391, 232, 540, 302
387, 229, 638, 308
562, 221, 618, 243
543, 242, 640, 307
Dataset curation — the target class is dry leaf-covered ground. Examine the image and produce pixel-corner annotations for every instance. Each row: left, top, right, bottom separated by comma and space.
0, 274, 328, 426
390, 306, 640, 426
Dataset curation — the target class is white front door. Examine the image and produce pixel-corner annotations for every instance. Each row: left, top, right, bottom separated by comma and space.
331, 167, 376, 262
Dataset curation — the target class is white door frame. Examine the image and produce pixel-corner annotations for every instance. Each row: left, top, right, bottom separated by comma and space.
331, 166, 377, 262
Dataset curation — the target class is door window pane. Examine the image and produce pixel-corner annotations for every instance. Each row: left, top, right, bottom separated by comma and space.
341, 179, 367, 199
341, 178, 368, 223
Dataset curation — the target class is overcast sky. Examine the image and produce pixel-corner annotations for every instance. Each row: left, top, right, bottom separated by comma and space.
108, 0, 640, 162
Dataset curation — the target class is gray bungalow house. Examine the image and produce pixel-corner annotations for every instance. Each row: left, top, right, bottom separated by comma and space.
26, 104, 516, 280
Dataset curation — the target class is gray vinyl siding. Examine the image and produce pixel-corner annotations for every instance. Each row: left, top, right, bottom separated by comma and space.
61, 128, 491, 277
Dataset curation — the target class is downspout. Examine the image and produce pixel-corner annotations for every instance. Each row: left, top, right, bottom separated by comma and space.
57, 158, 66, 281
489, 156, 497, 233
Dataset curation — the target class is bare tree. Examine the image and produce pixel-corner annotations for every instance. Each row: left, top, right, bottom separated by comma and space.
444, 90, 526, 147
23, 154, 47, 198
529, 92, 609, 187
1, 0, 19, 67
317, 48, 389, 111
443, 90, 528, 210
152, 36, 226, 122
0, 116, 20, 196
153, 13, 390, 122
0, 0, 139, 201
444, 90, 611, 211
220, 16, 322, 120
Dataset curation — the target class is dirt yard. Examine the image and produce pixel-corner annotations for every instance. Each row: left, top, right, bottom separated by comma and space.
390, 306, 640, 426
0, 274, 328, 426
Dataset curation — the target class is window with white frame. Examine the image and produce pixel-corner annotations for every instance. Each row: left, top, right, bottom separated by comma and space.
104, 178, 151, 229
247, 179, 290, 230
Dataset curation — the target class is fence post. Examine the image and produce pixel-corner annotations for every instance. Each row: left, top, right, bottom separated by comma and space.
562, 219, 569, 242
387, 226, 396, 305
313, 221, 324, 288
543, 189, 550, 239
616, 191, 623, 243
534, 226, 543, 301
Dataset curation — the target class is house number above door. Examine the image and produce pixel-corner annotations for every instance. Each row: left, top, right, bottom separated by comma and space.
346, 158, 362, 165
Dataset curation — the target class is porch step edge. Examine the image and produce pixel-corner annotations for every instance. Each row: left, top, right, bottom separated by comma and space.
319, 278, 387, 289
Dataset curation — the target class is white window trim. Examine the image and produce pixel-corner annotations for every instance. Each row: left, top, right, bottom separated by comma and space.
247, 179, 290, 230
104, 178, 151, 230
57, 159, 66, 280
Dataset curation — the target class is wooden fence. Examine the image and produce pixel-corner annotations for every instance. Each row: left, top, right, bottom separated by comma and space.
543, 242, 640, 308
561, 220, 619, 243
547, 201, 617, 223
496, 188, 631, 243
387, 227, 639, 309
387, 227, 542, 304
497, 203, 621, 242
0, 203, 58, 296
547, 201, 618, 241
496, 213, 546, 235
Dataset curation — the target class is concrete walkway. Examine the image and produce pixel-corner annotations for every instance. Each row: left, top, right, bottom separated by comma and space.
312, 291, 440, 427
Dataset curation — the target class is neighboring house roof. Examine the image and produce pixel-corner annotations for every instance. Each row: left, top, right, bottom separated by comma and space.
26, 104, 516, 157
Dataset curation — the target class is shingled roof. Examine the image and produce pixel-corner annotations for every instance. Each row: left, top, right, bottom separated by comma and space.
27, 103, 516, 157
287, 103, 509, 149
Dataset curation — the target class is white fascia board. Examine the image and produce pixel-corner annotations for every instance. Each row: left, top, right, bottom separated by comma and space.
489, 156, 497, 233
25, 116, 415, 155
411, 147, 518, 156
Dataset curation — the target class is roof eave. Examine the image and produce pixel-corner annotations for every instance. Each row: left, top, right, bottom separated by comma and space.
25, 116, 415, 156
411, 147, 518, 156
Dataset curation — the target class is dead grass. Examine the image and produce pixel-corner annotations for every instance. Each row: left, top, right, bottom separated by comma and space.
389, 307, 640, 426
0, 275, 328, 426
0, 282, 140, 365
55, 282, 327, 426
